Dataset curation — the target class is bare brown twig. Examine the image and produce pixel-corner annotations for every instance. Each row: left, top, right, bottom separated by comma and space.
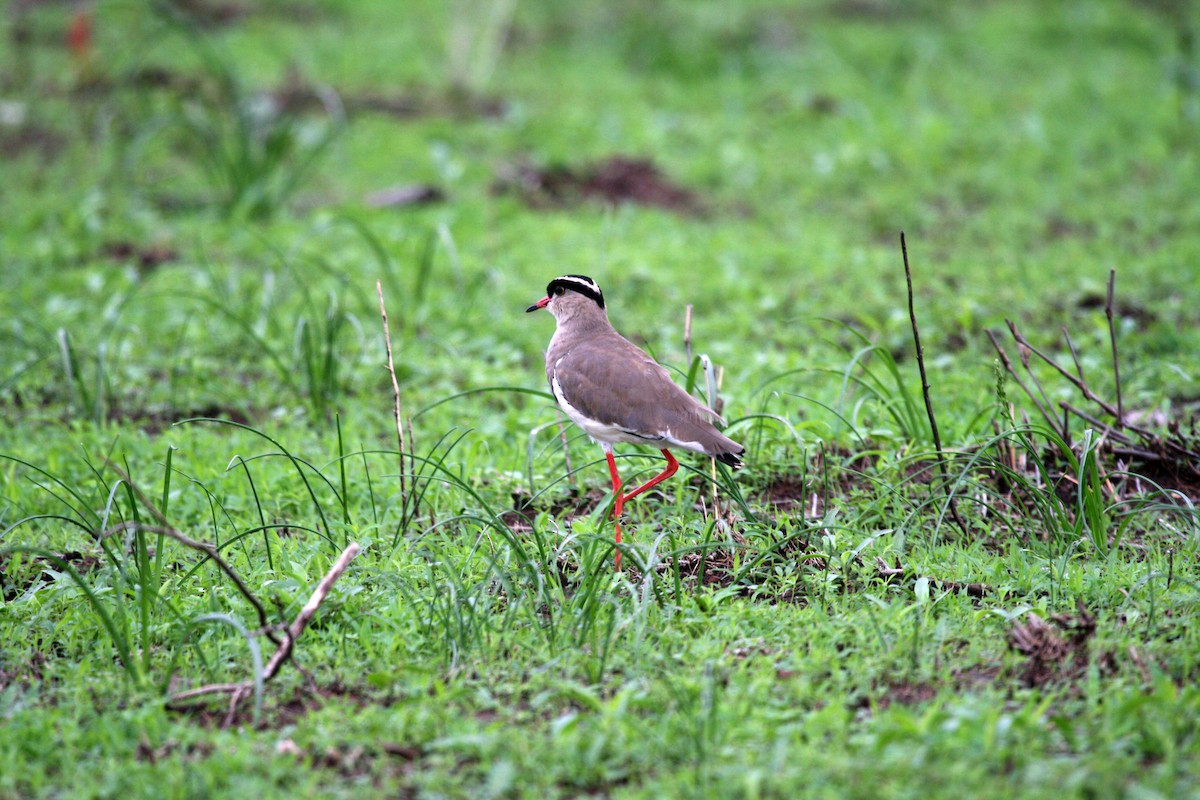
167, 541, 362, 713
989, 316, 1200, 471
1106, 269, 1124, 424
103, 521, 278, 641
101, 459, 283, 645
900, 233, 969, 537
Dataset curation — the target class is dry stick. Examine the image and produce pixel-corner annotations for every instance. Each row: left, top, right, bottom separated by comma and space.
1060, 402, 1136, 446
168, 541, 362, 706
900, 233, 969, 538
985, 330, 1065, 439
1005, 320, 1062, 431
1105, 268, 1124, 424
377, 281, 410, 519
104, 521, 276, 639
100, 459, 281, 643
260, 541, 361, 680
1007, 320, 1200, 461
1005, 319, 1119, 419
1062, 327, 1087, 384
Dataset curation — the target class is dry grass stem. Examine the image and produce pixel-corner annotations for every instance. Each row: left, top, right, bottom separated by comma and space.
900, 232, 969, 537
377, 280, 412, 515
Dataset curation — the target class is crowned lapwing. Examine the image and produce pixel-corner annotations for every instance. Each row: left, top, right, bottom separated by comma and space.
527, 274, 744, 569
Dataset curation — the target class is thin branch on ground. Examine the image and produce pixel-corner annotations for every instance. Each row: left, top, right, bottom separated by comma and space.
167, 541, 362, 714
876, 557, 990, 597
988, 314, 1200, 472
103, 520, 277, 641
1106, 269, 1124, 424
102, 459, 282, 644
260, 541, 362, 681
900, 232, 969, 537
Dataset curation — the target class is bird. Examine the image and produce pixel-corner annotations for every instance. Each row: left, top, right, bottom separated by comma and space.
526, 274, 744, 569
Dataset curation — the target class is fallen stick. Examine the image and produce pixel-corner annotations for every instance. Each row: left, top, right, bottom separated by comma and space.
263, 541, 362, 680
168, 541, 362, 709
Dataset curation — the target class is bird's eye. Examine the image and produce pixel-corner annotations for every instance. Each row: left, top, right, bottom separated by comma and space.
553, 285, 565, 296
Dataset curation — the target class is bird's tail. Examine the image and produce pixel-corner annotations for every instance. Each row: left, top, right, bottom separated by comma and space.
707, 431, 745, 469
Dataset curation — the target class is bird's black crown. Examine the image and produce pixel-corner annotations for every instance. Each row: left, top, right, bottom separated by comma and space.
547, 274, 605, 309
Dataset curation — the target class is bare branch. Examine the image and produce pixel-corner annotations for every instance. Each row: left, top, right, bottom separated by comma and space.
166, 542, 363, 717
262, 541, 362, 680
1106, 268, 1124, 424
901, 233, 969, 537
986, 329, 1065, 440
102, 521, 275, 636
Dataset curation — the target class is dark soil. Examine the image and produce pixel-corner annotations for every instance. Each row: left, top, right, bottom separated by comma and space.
99, 240, 178, 274
502, 487, 608, 532
494, 156, 705, 215
1007, 601, 1116, 688
107, 403, 253, 435
2, 551, 102, 602
869, 663, 1002, 712
272, 73, 507, 120
0, 124, 66, 161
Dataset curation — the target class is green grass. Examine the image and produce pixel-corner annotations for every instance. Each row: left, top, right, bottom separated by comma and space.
3, 0, 1200, 797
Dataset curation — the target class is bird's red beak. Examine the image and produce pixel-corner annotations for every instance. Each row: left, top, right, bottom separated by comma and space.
525, 296, 550, 313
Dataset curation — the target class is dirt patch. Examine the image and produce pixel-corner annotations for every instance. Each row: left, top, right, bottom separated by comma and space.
494, 156, 705, 215
0, 124, 66, 161
1045, 213, 1097, 242
168, 0, 250, 27
870, 663, 1002, 711
760, 475, 813, 509
106, 403, 253, 435
1120, 449, 1200, 502
271, 71, 506, 120
658, 547, 736, 586
168, 679, 370, 730
2, 551, 102, 602
99, 240, 178, 274
165, 0, 323, 28
501, 487, 608, 532
0, 651, 49, 694
1007, 601, 1115, 688
1076, 291, 1156, 326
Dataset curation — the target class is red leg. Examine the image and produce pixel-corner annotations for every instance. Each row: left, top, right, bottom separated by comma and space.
604, 448, 624, 570
620, 449, 679, 503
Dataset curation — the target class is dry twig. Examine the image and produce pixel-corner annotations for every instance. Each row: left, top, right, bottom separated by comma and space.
900, 233, 969, 537
168, 541, 362, 710
378, 281, 415, 519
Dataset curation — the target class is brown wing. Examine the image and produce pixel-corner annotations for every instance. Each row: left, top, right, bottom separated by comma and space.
552, 333, 743, 463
